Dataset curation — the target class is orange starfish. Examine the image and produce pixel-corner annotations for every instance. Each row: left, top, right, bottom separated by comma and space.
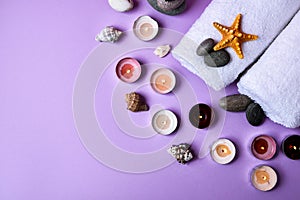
213, 14, 258, 59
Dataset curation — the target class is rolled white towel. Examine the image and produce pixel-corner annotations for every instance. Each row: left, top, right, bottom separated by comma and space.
238, 10, 300, 128
172, 0, 300, 90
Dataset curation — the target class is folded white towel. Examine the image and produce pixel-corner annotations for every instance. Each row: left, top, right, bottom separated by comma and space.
172, 0, 300, 90
238, 10, 300, 128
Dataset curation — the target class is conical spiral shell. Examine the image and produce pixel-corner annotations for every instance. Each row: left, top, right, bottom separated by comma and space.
95, 26, 122, 43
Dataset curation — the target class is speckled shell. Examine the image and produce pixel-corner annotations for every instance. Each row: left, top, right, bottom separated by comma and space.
95, 26, 122, 43
125, 92, 149, 112
167, 143, 193, 164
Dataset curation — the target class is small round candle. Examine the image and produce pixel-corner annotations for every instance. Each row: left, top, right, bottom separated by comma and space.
189, 103, 213, 129
251, 135, 277, 160
251, 165, 277, 191
282, 135, 300, 160
152, 110, 177, 135
116, 57, 141, 83
133, 15, 159, 41
150, 68, 176, 94
210, 138, 236, 164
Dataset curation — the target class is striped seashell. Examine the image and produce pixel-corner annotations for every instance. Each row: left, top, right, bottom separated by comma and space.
95, 26, 122, 43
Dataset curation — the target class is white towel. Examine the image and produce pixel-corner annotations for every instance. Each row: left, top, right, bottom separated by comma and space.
172, 0, 300, 91
238, 10, 300, 128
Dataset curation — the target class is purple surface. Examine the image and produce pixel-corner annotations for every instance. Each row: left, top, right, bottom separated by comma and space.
1, 0, 300, 199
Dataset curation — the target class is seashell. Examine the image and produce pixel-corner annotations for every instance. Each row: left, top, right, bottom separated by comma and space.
133, 16, 159, 41
95, 26, 122, 43
157, 0, 185, 11
125, 92, 149, 112
167, 143, 193, 164
108, 0, 134, 12
153, 45, 171, 58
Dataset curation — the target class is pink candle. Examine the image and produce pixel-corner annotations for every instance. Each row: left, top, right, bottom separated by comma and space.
116, 57, 141, 83
251, 135, 277, 160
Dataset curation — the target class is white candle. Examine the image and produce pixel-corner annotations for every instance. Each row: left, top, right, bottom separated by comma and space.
152, 110, 177, 135
133, 15, 159, 41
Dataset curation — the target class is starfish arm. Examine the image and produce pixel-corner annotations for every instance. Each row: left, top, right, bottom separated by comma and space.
230, 37, 244, 59
213, 35, 234, 51
231, 13, 242, 30
213, 22, 231, 35
240, 33, 258, 42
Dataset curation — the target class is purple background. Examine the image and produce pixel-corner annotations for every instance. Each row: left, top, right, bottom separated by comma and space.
1, 0, 300, 199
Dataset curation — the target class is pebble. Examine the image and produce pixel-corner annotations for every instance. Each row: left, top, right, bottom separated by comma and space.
196, 38, 215, 56
204, 49, 230, 67
147, 0, 186, 16
219, 94, 252, 112
246, 103, 265, 126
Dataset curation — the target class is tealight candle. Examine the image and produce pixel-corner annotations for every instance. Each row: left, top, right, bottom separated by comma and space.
152, 109, 177, 135
133, 15, 159, 41
282, 135, 300, 160
210, 138, 236, 164
150, 68, 176, 94
251, 165, 277, 191
189, 103, 213, 129
251, 135, 277, 160
116, 57, 141, 83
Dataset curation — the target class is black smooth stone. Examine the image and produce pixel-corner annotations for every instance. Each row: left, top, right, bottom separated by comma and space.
147, 0, 186, 16
196, 38, 215, 56
204, 49, 230, 67
282, 135, 300, 160
219, 94, 253, 112
189, 104, 213, 129
246, 103, 265, 126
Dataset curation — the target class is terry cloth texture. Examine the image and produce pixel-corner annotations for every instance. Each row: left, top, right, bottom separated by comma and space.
238, 10, 300, 128
172, 0, 300, 90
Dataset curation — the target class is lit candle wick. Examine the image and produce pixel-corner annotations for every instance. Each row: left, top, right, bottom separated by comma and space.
261, 146, 265, 150
161, 79, 166, 84
162, 121, 167, 125
199, 115, 203, 119
126, 69, 131, 74
294, 146, 297, 150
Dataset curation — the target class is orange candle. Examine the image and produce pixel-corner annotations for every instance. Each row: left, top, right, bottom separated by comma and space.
150, 68, 176, 94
